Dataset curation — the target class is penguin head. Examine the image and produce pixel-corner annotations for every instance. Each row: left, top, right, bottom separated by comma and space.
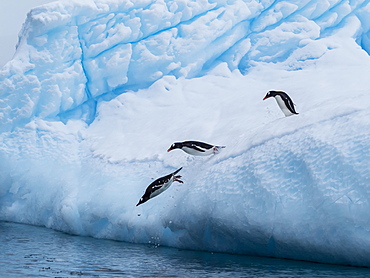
263, 90, 284, 100
167, 142, 182, 152
136, 195, 149, 206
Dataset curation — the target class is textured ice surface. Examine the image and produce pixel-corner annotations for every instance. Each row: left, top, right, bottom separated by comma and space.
1, 0, 370, 128
1, 0, 370, 267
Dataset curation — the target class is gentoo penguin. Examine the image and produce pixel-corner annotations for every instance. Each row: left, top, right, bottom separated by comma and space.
263, 90, 299, 116
167, 141, 225, 156
136, 167, 183, 206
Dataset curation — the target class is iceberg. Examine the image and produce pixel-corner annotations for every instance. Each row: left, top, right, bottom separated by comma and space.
1, 0, 370, 267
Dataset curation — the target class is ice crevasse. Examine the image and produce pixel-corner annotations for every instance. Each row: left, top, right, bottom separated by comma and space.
1, 0, 370, 267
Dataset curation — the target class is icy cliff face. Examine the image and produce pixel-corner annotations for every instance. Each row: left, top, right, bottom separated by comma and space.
1, 0, 370, 267
1, 0, 370, 128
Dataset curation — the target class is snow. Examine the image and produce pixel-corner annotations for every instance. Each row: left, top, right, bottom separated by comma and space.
1, 0, 370, 267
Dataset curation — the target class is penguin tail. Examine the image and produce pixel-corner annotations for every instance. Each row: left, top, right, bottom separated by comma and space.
214, 146, 225, 154
172, 167, 183, 175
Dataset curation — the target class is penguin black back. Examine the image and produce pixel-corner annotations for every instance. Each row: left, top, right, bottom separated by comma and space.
181, 141, 214, 151
168, 141, 213, 152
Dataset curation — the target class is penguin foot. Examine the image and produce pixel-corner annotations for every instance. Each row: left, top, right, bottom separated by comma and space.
213, 146, 225, 154
174, 175, 183, 183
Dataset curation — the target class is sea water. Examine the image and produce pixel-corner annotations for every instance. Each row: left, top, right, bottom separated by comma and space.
1, 221, 369, 278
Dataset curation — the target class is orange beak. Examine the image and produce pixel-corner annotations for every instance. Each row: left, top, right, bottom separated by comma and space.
167, 147, 173, 152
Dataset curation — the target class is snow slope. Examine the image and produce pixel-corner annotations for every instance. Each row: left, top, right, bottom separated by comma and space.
1, 0, 370, 267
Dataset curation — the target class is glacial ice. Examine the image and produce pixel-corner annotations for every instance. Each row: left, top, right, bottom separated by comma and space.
1, 0, 370, 267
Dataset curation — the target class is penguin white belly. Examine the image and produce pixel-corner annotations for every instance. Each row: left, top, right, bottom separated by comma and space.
182, 146, 214, 156
275, 95, 293, 117
150, 180, 173, 198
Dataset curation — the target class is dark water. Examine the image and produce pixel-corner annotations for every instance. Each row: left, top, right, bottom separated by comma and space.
1, 222, 370, 277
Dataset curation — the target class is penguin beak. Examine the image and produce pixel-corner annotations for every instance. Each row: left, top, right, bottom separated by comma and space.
136, 198, 144, 206
263, 96, 268, 100
167, 147, 173, 152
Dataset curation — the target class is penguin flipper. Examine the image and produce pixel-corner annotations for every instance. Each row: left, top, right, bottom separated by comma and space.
191, 145, 206, 152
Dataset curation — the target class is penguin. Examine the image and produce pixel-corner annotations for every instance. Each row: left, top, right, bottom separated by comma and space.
263, 90, 299, 117
167, 141, 225, 156
136, 167, 183, 206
